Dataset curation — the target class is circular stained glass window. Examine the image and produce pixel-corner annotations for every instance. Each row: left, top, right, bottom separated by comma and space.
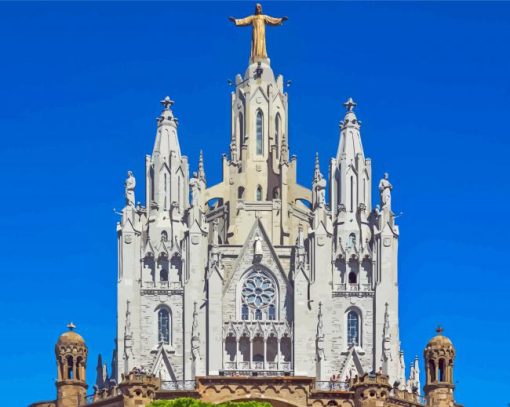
242, 270, 276, 310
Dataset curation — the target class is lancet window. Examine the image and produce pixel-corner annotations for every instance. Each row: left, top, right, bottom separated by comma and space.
157, 307, 171, 345
241, 268, 277, 320
256, 185, 263, 201
275, 113, 281, 158
347, 310, 360, 346
256, 110, 264, 155
238, 112, 245, 145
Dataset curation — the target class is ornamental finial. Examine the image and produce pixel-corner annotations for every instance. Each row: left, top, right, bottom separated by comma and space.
160, 96, 174, 110
436, 325, 443, 335
67, 322, 76, 331
344, 97, 357, 112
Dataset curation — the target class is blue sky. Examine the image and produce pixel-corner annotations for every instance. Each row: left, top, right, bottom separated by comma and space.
0, 2, 509, 406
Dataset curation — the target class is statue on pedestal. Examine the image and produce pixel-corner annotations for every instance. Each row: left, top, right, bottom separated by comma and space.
189, 171, 200, 207
229, 3, 288, 63
125, 171, 136, 207
378, 172, 392, 211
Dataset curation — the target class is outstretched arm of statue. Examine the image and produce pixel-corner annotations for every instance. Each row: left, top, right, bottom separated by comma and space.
229, 15, 253, 26
264, 15, 288, 25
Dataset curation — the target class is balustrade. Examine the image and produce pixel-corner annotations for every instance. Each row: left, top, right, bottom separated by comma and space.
335, 283, 372, 292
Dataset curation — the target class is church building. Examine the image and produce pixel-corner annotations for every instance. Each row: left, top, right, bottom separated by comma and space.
29, 4, 462, 407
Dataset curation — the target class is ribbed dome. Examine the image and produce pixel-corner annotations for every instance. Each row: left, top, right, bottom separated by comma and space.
56, 323, 85, 345
426, 327, 453, 349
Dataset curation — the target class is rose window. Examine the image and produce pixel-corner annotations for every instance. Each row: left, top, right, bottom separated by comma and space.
242, 270, 276, 310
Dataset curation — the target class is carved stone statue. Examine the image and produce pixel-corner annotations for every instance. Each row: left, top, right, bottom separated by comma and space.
254, 235, 263, 256
229, 4, 288, 63
378, 172, 392, 210
189, 171, 200, 207
315, 174, 326, 208
125, 171, 136, 207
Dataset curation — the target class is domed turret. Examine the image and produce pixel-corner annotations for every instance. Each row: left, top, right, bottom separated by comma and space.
424, 326, 457, 407
55, 323, 88, 407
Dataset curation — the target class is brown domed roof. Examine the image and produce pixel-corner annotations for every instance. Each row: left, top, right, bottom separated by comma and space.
57, 322, 85, 345
427, 326, 453, 348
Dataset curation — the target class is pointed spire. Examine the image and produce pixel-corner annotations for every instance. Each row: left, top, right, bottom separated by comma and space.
198, 150, 206, 183
340, 97, 360, 130
158, 95, 177, 126
314, 152, 321, 180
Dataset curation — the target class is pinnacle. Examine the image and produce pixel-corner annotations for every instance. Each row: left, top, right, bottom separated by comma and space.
160, 96, 174, 110
343, 97, 357, 112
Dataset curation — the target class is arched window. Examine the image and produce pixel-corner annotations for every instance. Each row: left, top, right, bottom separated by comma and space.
348, 272, 357, 284
256, 185, 263, 201
347, 233, 356, 248
178, 176, 181, 206
67, 355, 74, 379
347, 310, 360, 346
256, 110, 263, 155
275, 113, 281, 158
164, 173, 168, 210
238, 112, 245, 145
268, 304, 276, 320
242, 304, 249, 320
439, 359, 445, 382
160, 269, 168, 282
158, 308, 171, 345
161, 231, 168, 242
76, 357, 83, 380
350, 176, 354, 213
241, 268, 277, 321
429, 359, 436, 382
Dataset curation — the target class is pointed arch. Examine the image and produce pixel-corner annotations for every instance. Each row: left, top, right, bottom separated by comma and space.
156, 305, 172, 346
256, 185, 263, 201
256, 109, 264, 155
275, 113, 281, 158
238, 112, 245, 145
346, 307, 362, 347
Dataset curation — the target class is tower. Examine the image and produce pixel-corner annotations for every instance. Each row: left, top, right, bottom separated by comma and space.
113, 3, 405, 387
55, 323, 88, 407
424, 327, 457, 407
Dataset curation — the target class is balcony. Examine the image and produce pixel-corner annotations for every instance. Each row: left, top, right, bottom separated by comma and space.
160, 380, 197, 391
333, 283, 374, 297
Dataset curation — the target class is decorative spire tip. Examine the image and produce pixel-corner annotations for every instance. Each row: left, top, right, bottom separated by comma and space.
67, 322, 76, 331
436, 325, 443, 335
344, 97, 357, 112
160, 96, 174, 110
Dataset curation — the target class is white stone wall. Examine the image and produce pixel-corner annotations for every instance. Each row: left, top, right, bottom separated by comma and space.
115, 58, 403, 388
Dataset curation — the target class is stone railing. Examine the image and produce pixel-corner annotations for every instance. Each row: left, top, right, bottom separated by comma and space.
334, 283, 372, 292
224, 320, 292, 337
160, 380, 197, 391
224, 361, 292, 372
314, 381, 350, 391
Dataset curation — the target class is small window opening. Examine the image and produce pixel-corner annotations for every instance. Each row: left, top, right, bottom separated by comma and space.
256, 186, 263, 201
349, 272, 357, 284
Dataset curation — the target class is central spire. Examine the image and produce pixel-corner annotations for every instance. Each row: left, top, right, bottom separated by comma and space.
229, 3, 288, 64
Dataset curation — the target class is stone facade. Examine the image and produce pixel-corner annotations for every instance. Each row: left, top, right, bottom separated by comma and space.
29, 5, 463, 407
114, 36, 404, 390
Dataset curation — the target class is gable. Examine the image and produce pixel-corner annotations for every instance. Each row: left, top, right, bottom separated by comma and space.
222, 219, 288, 295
